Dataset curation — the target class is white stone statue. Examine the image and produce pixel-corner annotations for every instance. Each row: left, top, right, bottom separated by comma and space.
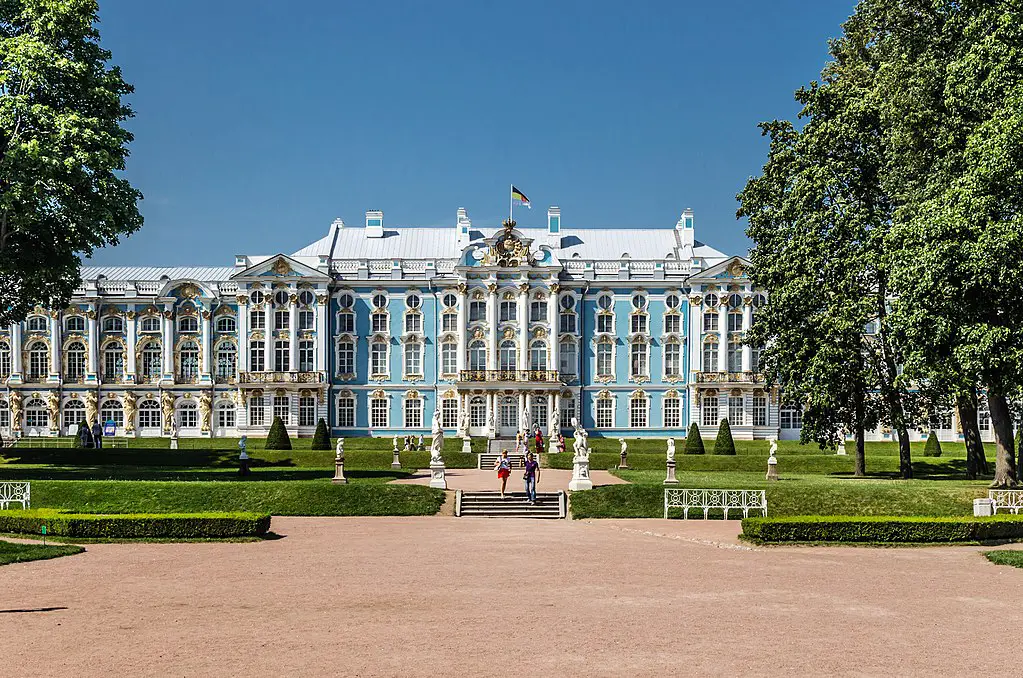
769, 437, 778, 458
488, 409, 495, 430
666, 438, 676, 463
430, 407, 444, 463
620, 438, 628, 456
520, 406, 530, 434
392, 434, 398, 452
571, 417, 589, 460
335, 437, 345, 462
459, 409, 468, 432
550, 408, 559, 435
568, 416, 593, 491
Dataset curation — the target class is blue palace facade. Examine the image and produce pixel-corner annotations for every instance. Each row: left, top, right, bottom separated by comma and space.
0, 206, 786, 441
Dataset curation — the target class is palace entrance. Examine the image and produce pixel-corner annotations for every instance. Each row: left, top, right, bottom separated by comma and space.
499, 396, 519, 437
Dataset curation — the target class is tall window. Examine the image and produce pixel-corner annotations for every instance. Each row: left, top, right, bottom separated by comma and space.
216, 316, 236, 333
404, 342, 422, 376
753, 395, 767, 427
441, 342, 457, 376
702, 393, 719, 427
664, 396, 681, 428
274, 340, 289, 372
664, 343, 681, 377
337, 339, 355, 376
103, 344, 124, 380
274, 309, 290, 330
499, 340, 517, 372
529, 341, 547, 371
560, 397, 576, 429
728, 396, 744, 425
141, 316, 161, 333
178, 316, 198, 333
371, 340, 388, 376
250, 340, 265, 372
468, 341, 486, 371
727, 310, 743, 333
442, 312, 458, 333
372, 311, 388, 333
28, 341, 48, 380
596, 340, 613, 377
101, 400, 124, 429
630, 396, 648, 428
630, 314, 648, 334
178, 341, 199, 381
141, 342, 162, 381
250, 309, 265, 330
727, 340, 742, 372
337, 395, 355, 427
138, 399, 161, 429
404, 312, 422, 334
65, 315, 85, 333
25, 398, 47, 429
469, 396, 486, 428
63, 400, 85, 430
630, 342, 647, 378
404, 397, 422, 428
65, 341, 86, 380
530, 297, 547, 322
597, 313, 613, 334
273, 395, 290, 424
559, 340, 577, 377
299, 310, 315, 330
780, 405, 803, 429
751, 346, 762, 373
0, 399, 9, 429
560, 300, 577, 333
217, 402, 236, 428
299, 396, 316, 427
370, 397, 388, 428
178, 401, 198, 428
499, 299, 517, 322
248, 396, 266, 426
664, 314, 681, 334
469, 298, 486, 322
978, 404, 991, 432
299, 340, 315, 372
703, 311, 718, 332
0, 342, 11, 378
596, 397, 614, 428
216, 343, 237, 379
103, 316, 124, 334
703, 341, 718, 372
27, 315, 47, 332
441, 397, 458, 428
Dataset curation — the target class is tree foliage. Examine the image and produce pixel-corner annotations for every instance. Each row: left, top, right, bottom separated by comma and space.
0, 0, 142, 324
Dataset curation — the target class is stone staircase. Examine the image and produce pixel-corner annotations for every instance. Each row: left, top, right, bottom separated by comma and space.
478, 438, 527, 470
456, 490, 566, 519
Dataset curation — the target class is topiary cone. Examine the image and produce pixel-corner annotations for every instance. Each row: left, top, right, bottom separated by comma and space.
684, 422, 705, 454
923, 431, 942, 457
265, 415, 292, 451
714, 418, 736, 455
311, 418, 330, 450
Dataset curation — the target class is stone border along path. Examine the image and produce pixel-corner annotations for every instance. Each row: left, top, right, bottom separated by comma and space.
389, 466, 627, 492
3, 516, 1023, 676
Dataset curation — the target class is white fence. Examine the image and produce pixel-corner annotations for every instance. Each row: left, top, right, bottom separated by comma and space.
0, 482, 30, 509
664, 488, 767, 520
10, 437, 128, 449
989, 490, 1023, 514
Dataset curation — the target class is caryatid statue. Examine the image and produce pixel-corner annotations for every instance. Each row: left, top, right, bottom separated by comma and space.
430, 407, 444, 463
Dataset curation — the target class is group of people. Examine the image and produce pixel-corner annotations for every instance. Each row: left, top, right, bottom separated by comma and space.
76, 421, 106, 449
401, 435, 425, 452
492, 426, 561, 503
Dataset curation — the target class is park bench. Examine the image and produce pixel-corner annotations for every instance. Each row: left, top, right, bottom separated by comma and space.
988, 490, 1023, 514
664, 488, 767, 520
0, 481, 30, 510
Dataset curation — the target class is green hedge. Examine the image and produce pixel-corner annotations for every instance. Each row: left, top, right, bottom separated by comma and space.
0, 509, 271, 539
741, 515, 1023, 544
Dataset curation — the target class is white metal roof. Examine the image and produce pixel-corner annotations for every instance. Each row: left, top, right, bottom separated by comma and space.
80, 266, 236, 282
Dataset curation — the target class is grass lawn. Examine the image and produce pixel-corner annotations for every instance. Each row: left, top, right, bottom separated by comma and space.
984, 551, 1023, 568
0, 539, 83, 565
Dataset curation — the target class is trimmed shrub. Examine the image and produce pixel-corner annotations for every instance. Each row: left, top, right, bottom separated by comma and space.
311, 418, 330, 450
923, 432, 942, 457
684, 423, 705, 455
265, 416, 291, 450
0, 509, 271, 539
713, 418, 736, 455
741, 515, 1023, 544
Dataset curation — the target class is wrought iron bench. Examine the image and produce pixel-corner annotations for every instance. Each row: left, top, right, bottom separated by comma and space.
0, 482, 30, 510
989, 490, 1023, 514
664, 488, 767, 520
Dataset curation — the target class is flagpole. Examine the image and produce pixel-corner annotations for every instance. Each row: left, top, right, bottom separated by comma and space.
509, 184, 513, 223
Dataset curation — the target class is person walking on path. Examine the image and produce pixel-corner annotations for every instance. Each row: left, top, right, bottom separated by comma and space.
523, 452, 540, 504
494, 449, 512, 497
91, 421, 104, 449
533, 426, 543, 456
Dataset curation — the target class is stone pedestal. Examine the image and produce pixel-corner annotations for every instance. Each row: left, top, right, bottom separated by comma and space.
548, 439, 560, 455
766, 456, 779, 481
170, 437, 178, 450
663, 460, 678, 485
974, 498, 994, 517
332, 458, 348, 485
391, 448, 401, 470
837, 440, 847, 456
461, 437, 472, 454
429, 459, 447, 489
620, 451, 629, 469
568, 453, 593, 491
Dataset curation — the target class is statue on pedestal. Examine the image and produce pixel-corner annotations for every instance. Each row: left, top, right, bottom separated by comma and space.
666, 438, 676, 462
430, 407, 444, 464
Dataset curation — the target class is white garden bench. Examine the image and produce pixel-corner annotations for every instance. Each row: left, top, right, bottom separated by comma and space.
664, 488, 767, 520
988, 490, 1023, 514
0, 482, 30, 510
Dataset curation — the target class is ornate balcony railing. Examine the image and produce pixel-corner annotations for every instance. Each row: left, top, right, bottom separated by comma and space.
238, 371, 325, 384
458, 369, 561, 383
692, 371, 765, 384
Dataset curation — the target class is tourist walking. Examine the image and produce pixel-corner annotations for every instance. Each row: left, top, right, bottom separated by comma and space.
534, 426, 543, 456
78, 421, 92, 448
91, 420, 104, 449
523, 452, 539, 503
494, 450, 512, 497
557, 433, 566, 454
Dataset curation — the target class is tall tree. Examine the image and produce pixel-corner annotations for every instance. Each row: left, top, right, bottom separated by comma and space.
0, 0, 142, 324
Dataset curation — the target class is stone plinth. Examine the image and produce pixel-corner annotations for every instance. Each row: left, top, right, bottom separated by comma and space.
568, 453, 593, 491
663, 460, 677, 485
391, 448, 401, 470
766, 456, 779, 481
429, 459, 447, 489
462, 437, 472, 454
332, 459, 348, 485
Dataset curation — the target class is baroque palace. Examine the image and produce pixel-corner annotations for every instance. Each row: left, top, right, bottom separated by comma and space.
0, 206, 989, 442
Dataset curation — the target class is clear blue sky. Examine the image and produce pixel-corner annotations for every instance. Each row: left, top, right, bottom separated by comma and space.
91, 0, 856, 266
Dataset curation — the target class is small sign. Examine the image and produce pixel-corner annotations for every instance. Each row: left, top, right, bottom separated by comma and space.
67, 424, 78, 436
41, 525, 47, 535
103, 421, 116, 436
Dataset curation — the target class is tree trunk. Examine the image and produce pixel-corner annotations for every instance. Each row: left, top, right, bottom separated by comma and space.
873, 274, 911, 479
896, 427, 912, 479
956, 392, 984, 480
855, 423, 866, 477
988, 392, 1018, 488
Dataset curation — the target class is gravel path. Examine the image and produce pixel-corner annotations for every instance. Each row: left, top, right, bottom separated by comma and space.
390, 467, 628, 491
1, 516, 1021, 677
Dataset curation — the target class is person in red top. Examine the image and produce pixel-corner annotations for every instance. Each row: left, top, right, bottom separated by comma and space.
494, 450, 512, 497
533, 426, 543, 456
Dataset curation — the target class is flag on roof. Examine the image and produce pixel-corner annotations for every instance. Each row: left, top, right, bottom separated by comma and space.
511, 186, 531, 209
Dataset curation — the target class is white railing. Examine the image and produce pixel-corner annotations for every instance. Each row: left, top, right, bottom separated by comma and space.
0, 482, 30, 509
331, 260, 359, 273
219, 282, 238, 294
11, 437, 128, 448
98, 281, 129, 293
401, 260, 428, 273
664, 488, 767, 520
137, 282, 161, 294
594, 262, 618, 274
665, 261, 693, 273
436, 259, 457, 274
989, 490, 1023, 514
369, 260, 392, 274
565, 261, 585, 272
630, 261, 656, 272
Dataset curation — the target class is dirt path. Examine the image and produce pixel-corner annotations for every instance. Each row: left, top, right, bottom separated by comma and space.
1, 516, 1021, 677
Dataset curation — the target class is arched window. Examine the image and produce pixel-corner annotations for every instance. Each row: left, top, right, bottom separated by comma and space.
596, 339, 613, 378
498, 340, 517, 372
62, 399, 86, 431
664, 341, 681, 377
216, 342, 237, 379
0, 398, 12, 429
559, 396, 576, 429
178, 316, 198, 333
299, 340, 315, 372
25, 398, 48, 430
559, 295, 577, 333
102, 316, 124, 333
703, 340, 719, 372
65, 315, 85, 333
141, 316, 161, 333
559, 339, 577, 377
753, 392, 768, 427
27, 341, 48, 380
216, 401, 236, 428
101, 400, 124, 429
703, 309, 719, 332
137, 399, 161, 430
630, 341, 648, 378
27, 315, 47, 332
468, 341, 486, 371
0, 342, 10, 378
65, 341, 86, 380
216, 316, 236, 333
729, 393, 744, 424
141, 341, 162, 381
103, 343, 124, 380
780, 404, 803, 430
177, 400, 198, 428
336, 338, 355, 376
469, 396, 486, 428
370, 339, 388, 376
403, 341, 422, 377
299, 395, 316, 427
178, 341, 200, 381
529, 340, 547, 371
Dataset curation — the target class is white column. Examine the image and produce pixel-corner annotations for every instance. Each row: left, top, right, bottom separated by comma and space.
718, 303, 728, 372
315, 293, 327, 372
201, 309, 212, 379
264, 318, 273, 373
548, 392, 555, 432
125, 307, 137, 382
688, 297, 702, 373
162, 304, 174, 378
86, 307, 98, 378
11, 322, 23, 379
548, 283, 559, 377
236, 298, 249, 373
741, 301, 753, 372
487, 284, 497, 370
518, 284, 528, 371
49, 312, 60, 380
288, 293, 298, 372
456, 285, 467, 374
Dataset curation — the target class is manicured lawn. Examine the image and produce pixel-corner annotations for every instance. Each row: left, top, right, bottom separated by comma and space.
984, 551, 1023, 568
28, 479, 445, 516
572, 437, 972, 458
0, 539, 83, 566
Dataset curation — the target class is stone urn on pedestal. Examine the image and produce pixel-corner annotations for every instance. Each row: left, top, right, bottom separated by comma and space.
428, 408, 447, 489
568, 418, 593, 491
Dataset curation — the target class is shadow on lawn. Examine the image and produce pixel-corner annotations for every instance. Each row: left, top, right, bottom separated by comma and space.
0, 467, 413, 482
828, 459, 986, 481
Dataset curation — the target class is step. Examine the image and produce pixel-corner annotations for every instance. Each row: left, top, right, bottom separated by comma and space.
457, 491, 565, 518
478, 453, 527, 469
